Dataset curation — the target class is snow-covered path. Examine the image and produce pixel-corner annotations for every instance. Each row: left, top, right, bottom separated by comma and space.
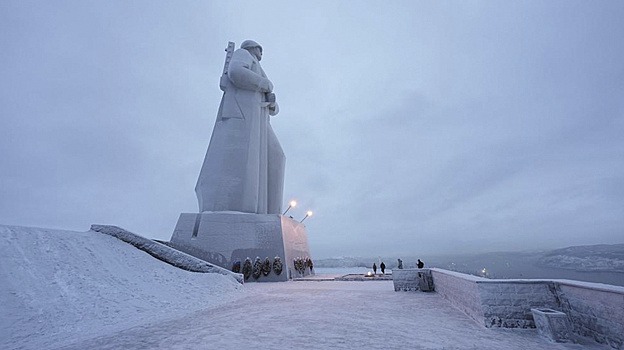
58, 280, 604, 350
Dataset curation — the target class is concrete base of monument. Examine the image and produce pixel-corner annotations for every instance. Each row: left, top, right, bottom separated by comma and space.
170, 212, 312, 282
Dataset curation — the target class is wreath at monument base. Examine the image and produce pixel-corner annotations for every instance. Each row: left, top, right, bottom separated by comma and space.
232, 260, 241, 274
273, 256, 283, 275
242, 258, 252, 280
262, 257, 271, 276
252, 257, 262, 279
294, 257, 305, 275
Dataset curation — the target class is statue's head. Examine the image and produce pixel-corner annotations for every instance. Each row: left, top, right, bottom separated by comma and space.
241, 40, 263, 61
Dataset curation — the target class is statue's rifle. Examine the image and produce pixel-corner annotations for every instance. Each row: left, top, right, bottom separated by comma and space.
219, 41, 235, 91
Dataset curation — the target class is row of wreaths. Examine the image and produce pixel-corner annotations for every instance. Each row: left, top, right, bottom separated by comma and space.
231, 256, 315, 280
232, 257, 283, 280
293, 257, 313, 275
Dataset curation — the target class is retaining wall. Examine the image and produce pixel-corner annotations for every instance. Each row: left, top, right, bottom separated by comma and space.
393, 268, 424, 291
557, 282, 624, 349
475, 280, 558, 328
394, 268, 624, 349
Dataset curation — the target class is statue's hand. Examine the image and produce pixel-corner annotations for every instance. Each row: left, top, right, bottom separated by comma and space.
266, 92, 276, 103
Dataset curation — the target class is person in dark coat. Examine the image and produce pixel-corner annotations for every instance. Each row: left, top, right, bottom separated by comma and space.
373, 263, 377, 275
417, 259, 424, 269
380, 262, 386, 274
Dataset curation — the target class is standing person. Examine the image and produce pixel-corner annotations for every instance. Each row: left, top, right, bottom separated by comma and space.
380, 262, 386, 274
196, 40, 285, 215
417, 259, 424, 269
373, 263, 377, 275
397, 259, 403, 269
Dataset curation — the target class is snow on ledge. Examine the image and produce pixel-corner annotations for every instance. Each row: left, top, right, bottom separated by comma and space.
90, 224, 243, 284
428, 268, 488, 282
429, 267, 624, 294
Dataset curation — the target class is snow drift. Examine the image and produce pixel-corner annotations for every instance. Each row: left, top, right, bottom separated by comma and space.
0, 225, 244, 350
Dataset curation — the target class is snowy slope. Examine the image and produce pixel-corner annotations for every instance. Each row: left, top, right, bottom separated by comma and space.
0, 225, 244, 350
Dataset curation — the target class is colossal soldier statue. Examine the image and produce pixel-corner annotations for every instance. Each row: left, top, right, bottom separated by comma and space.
195, 40, 285, 215
171, 41, 312, 281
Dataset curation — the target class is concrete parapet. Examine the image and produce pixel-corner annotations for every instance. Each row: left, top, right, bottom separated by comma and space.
425, 268, 624, 349
393, 269, 434, 291
427, 269, 485, 325
557, 282, 624, 349
393, 269, 419, 291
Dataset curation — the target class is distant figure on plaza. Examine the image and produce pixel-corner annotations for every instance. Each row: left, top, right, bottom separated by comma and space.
380, 262, 386, 274
397, 259, 403, 269
417, 259, 424, 269
195, 40, 285, 215
373, 263, 377, 275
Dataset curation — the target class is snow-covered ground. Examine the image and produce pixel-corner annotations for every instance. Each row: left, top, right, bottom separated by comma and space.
1, 225, 609, 349
0, 225, 243, 350
59, 280, 607, 350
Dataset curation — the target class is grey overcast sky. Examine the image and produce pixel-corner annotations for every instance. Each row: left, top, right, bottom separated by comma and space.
1, 1, 623, 258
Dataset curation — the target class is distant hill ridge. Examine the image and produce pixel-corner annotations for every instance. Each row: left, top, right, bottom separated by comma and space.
537, 243, 624, 272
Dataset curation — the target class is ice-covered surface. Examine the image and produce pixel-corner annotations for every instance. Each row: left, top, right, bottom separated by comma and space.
0, 225, 244, 350
0, 226, 610, 350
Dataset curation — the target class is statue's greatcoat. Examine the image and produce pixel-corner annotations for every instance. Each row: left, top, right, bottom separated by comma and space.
195, 47, 285, 214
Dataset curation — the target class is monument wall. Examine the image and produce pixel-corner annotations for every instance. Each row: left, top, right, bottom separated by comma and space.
170, 212, 312, 282
281, 216, 312, 278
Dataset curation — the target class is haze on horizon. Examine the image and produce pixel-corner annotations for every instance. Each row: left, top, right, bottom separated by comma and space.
1, 1, 623, 259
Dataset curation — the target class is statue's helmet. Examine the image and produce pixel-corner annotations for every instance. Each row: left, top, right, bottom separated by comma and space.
240, 40, 262, 52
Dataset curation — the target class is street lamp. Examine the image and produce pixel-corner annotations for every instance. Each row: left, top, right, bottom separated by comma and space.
283, 200, 297, 215
300, 210, 313, 223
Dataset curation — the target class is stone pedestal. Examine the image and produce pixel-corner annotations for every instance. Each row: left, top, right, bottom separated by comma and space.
170, 212, 312, 282
531, 308, 571, 342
